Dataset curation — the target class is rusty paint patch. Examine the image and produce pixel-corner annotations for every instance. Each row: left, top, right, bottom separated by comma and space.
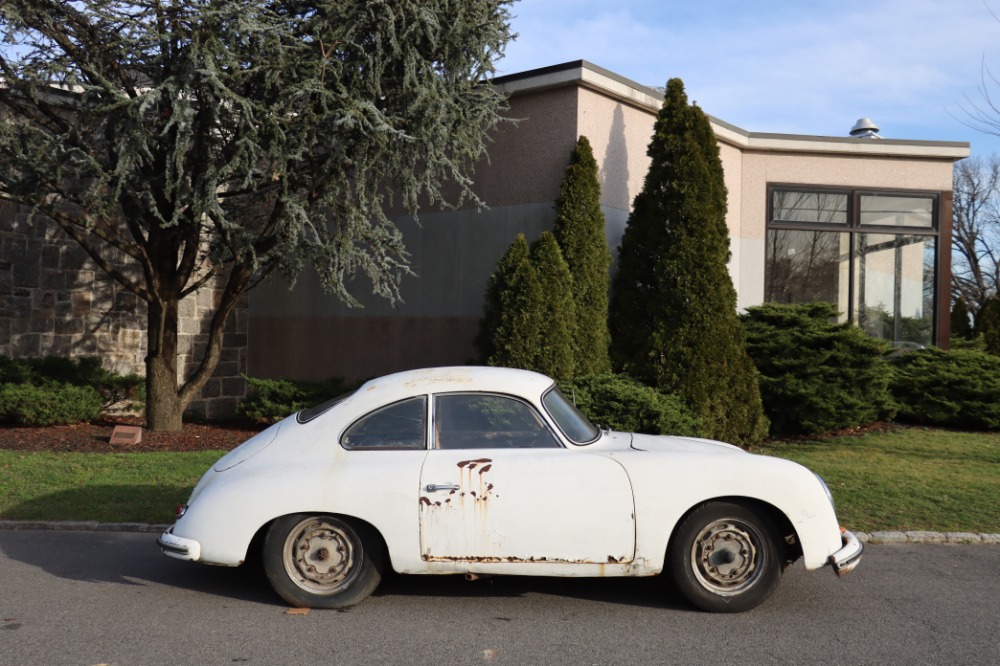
419, 497, 431, 507
607, 555, 620, 563
457, 458, 492, 470
486, 483, 494, 491
434, 501, 442, 507
478, 464, 492, 475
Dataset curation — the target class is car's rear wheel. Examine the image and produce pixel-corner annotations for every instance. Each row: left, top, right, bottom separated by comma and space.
263, 514, 383, 609
666, 501, 783, 613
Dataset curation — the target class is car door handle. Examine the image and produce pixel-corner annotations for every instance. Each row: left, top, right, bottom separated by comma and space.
425, 484, 460, 493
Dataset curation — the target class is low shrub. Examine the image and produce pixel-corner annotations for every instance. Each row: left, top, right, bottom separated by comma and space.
741, 302, 896, 436
889, 348, 1000, 430
0, 355, 144, 412
558, 374, 703, 436
239, 375, 353, 425
0, 383, 103, 426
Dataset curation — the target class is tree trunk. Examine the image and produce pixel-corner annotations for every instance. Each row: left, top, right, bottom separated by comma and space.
145, 297, 184, 432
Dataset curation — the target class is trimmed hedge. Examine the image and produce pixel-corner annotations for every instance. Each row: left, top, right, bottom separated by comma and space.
741, 302, 896, 436
558, 374, 703, 437
889, 348, 1000, 430
239, 375, 353, 425
0, 383, 103, 426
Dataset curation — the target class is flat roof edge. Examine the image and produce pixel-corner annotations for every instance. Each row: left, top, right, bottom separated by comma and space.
494, 61, 971, 160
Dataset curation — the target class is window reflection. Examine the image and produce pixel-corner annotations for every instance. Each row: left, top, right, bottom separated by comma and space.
765, 230, 850, 321
855, 234, 935, 346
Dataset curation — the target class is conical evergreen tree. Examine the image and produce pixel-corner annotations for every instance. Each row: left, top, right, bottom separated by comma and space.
951, 296, 973, 340
488, 254, 545, 371
609, 78, 768, 445
978, 294, 1000, 355
554, 136, 612, 374
477, 234, 531, 363
531, 232, 576, 379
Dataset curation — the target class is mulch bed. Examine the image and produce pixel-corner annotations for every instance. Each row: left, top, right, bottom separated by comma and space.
0, 416, 262, 453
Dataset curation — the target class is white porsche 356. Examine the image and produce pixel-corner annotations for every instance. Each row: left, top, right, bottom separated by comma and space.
159, 366, 861, 612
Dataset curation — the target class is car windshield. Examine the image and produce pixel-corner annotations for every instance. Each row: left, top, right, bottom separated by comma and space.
542, 386, 600, 445
296, 391, 355, 424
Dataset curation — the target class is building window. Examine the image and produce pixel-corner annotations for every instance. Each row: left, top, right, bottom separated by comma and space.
766, 187, 939, 347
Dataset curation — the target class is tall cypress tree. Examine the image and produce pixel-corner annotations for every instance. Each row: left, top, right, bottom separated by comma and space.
477, 234, 531, 364
609, 78, 768, 445
530, 232, 576, 380
554, 136, 612, 374
978, 294, 1000, 355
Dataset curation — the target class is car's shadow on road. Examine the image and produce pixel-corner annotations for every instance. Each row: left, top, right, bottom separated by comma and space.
0, 527, 689, 611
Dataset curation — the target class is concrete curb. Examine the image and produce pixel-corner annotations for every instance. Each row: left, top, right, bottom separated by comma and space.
1, 521, 999, 544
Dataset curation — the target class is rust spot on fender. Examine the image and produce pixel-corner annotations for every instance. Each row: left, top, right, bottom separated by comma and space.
607, 555, 620, 563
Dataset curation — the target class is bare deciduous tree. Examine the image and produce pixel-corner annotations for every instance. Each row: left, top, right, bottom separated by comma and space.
952, 155, 1000, 323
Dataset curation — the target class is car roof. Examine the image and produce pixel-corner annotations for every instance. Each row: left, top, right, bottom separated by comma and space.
354, 366, 556, 405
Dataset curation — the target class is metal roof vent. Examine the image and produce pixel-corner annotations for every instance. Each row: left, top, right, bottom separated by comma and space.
850, 117, 882, 139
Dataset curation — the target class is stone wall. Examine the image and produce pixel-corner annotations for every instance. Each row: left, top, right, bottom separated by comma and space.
0, 199, 247, 420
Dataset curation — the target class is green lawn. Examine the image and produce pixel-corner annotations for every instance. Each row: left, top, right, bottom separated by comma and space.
760, 427, 1000, 533
1, 426, 998, 532
0, 450, 223, 524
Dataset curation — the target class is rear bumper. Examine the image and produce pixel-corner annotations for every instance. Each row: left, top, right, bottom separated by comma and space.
157, 526, 202, 562
828, 528, 863, 577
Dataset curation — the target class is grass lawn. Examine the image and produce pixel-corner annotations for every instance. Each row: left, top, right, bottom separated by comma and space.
760, 426, 1000, 533
0, 450, 223, 524
1, 426, 998, 532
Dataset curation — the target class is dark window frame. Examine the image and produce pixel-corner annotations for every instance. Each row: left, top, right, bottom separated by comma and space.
431, 391, 564, 451
339, 395, 428, 451
766, 184, 942, 346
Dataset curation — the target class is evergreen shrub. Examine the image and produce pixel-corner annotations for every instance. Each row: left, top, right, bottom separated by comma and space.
889, 348, 1000, 430
0, 383, 103, 425
609, 78, 767, 445
239, 375, 352, 425
558, 374, 703, 437
977, 295, 1000, 355
741, 302, 896, 436
0, 355, 144, 411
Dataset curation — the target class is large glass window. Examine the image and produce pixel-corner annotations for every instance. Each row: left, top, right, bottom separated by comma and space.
766, 187, 939, 346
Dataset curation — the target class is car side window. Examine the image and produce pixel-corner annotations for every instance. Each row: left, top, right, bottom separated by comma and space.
434, 394, 561, 450
341, 397, 426, 450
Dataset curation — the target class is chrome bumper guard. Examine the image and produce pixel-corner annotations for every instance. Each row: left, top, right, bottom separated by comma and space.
828, 528, 863, 578
157, 527, 202, 562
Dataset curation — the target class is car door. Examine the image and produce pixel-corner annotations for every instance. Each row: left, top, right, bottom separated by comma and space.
418, 392, 635, 565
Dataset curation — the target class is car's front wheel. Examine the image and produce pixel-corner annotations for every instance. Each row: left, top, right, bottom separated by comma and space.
666, 501, 783, 613
262, 514, 384, 609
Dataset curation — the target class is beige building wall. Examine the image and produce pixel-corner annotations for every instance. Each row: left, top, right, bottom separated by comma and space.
248, 61, 968, 383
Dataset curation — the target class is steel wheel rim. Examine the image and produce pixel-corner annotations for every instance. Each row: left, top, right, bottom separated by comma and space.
282, 518, 361, 595
690, 518, 766, 596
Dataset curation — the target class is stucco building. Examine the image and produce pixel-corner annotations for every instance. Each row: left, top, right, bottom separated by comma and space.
248, 61, 969, 383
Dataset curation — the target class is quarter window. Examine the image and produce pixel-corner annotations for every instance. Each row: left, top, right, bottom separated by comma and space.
341, 397, 426, 450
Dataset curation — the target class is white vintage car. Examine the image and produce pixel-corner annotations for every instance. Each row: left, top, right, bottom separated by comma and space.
158, 366, 861, 613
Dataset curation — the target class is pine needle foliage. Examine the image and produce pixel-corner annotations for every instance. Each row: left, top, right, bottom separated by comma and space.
977, 295, 1000, 355
554, 136, 612, 374
477, 233, 531, 364
530, 232, 576, 380
951, 296, 974, 340
481, 235, 545, 370
0, 0, 514, 429
609, 78, 768, 445
741, 302, 896, 436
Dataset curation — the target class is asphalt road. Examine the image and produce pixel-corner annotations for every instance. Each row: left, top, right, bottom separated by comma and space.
1, 530, 998, 666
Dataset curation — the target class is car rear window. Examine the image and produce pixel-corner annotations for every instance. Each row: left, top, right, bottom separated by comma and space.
296, 391, 354, 424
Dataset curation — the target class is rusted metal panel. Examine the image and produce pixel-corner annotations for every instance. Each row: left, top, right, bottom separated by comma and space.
418, 450, 635, 566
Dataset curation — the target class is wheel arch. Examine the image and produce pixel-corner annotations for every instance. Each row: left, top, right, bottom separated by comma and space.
250, 511, 393, 570
665, 496, 802, 566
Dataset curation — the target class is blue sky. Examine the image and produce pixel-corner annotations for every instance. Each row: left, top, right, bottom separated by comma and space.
495, 0, 1000, 157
